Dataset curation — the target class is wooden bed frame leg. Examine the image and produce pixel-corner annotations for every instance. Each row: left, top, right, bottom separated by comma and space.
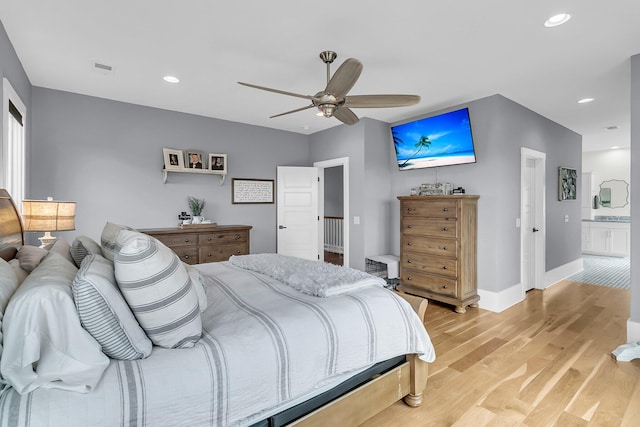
403, 354, 428, 407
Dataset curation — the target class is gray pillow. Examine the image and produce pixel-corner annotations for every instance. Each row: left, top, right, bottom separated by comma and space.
73, 254, 152, 360
70, 236, 103, 267
15, 245, 48, 272
0, 258, 20, 357
49, 238, 74, 265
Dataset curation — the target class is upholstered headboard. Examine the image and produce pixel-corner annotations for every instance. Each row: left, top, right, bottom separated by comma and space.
0, 189, 24, 261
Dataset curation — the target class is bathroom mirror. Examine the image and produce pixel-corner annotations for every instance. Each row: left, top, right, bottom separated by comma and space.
599, 179, 629, 208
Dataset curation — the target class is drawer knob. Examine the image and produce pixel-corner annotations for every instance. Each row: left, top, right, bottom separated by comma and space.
443, 227, 448, 231
442, 285, 448, 289
407, 276, 413, 281
407, 225, 413, 229
184, 239, 190, 243
208, 237, 212, 241
235, 235, 241, 240
407, 242, 412, 246
184, 255, 190, 259
407, 259, 413, 264
208, 253, 212, 257
235, 250, 241, 254
443, 208, 449, 212
442, 266, 448, 270
407, 208, 414, 212
443, 246, 448, 250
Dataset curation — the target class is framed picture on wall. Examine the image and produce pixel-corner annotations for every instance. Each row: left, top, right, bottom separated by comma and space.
185, 150, 205, 170
232, 178, 274, 204
208, 153, 227, 174
558, 166, 577, 201
163, 148, 184, 171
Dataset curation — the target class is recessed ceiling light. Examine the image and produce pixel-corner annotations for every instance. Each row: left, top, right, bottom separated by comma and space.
577, 97, 594, 104
163, 75, 180, 83
604, 125, 620, 131
545, 13, 571, 27
610, 146, 620, 150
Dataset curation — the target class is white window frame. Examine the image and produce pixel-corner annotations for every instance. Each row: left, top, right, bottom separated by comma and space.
2, 78, 27, 212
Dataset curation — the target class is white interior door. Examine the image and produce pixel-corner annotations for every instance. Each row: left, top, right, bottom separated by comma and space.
521, 148, 546, 293
277, 166, 319, 260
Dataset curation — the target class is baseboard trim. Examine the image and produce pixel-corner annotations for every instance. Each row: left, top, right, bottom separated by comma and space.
628, 319, 640, 343
478, 283, 523, 313
544, 257, 584, 289
477, 257, 585, 313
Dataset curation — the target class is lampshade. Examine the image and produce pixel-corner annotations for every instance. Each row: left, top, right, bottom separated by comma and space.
22, 199, 76, 232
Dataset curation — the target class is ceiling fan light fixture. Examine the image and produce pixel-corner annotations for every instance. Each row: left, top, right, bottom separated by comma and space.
319, 104, 336, 118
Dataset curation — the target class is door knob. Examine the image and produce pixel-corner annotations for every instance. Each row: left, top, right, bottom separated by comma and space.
533, 228, 539, 232
278, 225, 287, 229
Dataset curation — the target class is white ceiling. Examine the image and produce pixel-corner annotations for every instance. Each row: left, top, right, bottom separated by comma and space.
2, 1, 639, 152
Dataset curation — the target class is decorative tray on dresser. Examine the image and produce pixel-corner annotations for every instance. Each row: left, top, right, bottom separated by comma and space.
397, 195, 479, 313
140, 224, 252, 265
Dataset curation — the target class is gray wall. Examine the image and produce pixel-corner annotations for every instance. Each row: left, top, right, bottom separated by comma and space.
323, 166, 343, 217
388, 95, 582, 293
309, 122, 366, 270
631, 54, 639, 325
30, 87, 309, 253
0, 22, 31, 190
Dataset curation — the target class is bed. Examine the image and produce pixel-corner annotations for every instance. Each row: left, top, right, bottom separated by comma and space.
0, 189, 434, 426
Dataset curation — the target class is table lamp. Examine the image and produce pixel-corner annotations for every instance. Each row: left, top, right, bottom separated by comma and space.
22, 197, 76, 248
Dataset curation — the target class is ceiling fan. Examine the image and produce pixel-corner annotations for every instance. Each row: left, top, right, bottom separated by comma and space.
238, 51, 420, 125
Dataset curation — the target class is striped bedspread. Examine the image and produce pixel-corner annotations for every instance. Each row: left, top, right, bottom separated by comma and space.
0, 261, 435, 427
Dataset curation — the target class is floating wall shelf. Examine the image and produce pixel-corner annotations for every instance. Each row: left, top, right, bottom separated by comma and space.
162, 169, 226, 185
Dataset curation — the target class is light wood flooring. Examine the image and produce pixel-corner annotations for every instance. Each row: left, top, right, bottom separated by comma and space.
365, 280, 640, 426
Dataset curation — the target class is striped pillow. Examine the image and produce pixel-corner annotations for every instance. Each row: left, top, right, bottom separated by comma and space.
114, 230, 202, 348
70, 236, 104, 267
72, 254, 152, 360
101, 222, 133, 262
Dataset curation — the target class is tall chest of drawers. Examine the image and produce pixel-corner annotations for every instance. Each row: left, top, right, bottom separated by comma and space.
140, 225, 252, 265
397, 196, 479, 313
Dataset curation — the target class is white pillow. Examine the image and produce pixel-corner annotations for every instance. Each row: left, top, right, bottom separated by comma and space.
8, 259, 28, 284
101, 222, 133, 262
49, 238, 74, 265
1, 252, 109, 394
73, 254, 152, 360
70, 235, 103, 267
184, 262, 208, 312
0, 258, 20, 358
114, 230, 202, 348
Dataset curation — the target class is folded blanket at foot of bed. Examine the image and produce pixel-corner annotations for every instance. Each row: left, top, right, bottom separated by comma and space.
229, 253, 385, 297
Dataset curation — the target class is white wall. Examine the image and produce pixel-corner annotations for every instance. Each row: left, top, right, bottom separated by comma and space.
582, 148, 631, 217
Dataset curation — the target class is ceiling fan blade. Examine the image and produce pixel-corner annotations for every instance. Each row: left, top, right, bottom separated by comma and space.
325, 58, 363, 99
345, 94, 421, 108
333, 107, 359, 125
270, 104, 315, 119
238, 82, 314, 100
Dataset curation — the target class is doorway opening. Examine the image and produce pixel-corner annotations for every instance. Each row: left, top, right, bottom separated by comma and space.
314, 157, 350, 268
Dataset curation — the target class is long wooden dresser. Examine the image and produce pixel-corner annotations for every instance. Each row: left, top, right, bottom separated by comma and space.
140, 225, 252, 265
397, 195, 479, 313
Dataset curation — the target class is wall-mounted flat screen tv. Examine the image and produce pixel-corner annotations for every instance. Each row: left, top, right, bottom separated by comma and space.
391, 107, 476, 170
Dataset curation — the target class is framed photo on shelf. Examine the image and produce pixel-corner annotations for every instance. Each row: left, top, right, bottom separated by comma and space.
163, 148, 184, 171
558, 166, 577, 201
208, 153, 227, 174
232, 178, 274, 204
185, 150, 206, 170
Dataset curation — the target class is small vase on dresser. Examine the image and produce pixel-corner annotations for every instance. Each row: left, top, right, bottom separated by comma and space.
397, 195, 479, 314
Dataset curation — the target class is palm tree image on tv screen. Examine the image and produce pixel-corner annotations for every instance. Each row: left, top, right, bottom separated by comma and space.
392, 108, 477, 170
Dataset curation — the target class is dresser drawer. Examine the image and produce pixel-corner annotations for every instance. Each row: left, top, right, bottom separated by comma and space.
401, 237, 457, 258
200, 242, 248, 262
401, 270, 457, 298
172, 247, 199, 264
402, 200, 458, 218
402, 217, 458, 238
199, 231, 247, 245
151, 233, 198, 248
401, 252, 457, 278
